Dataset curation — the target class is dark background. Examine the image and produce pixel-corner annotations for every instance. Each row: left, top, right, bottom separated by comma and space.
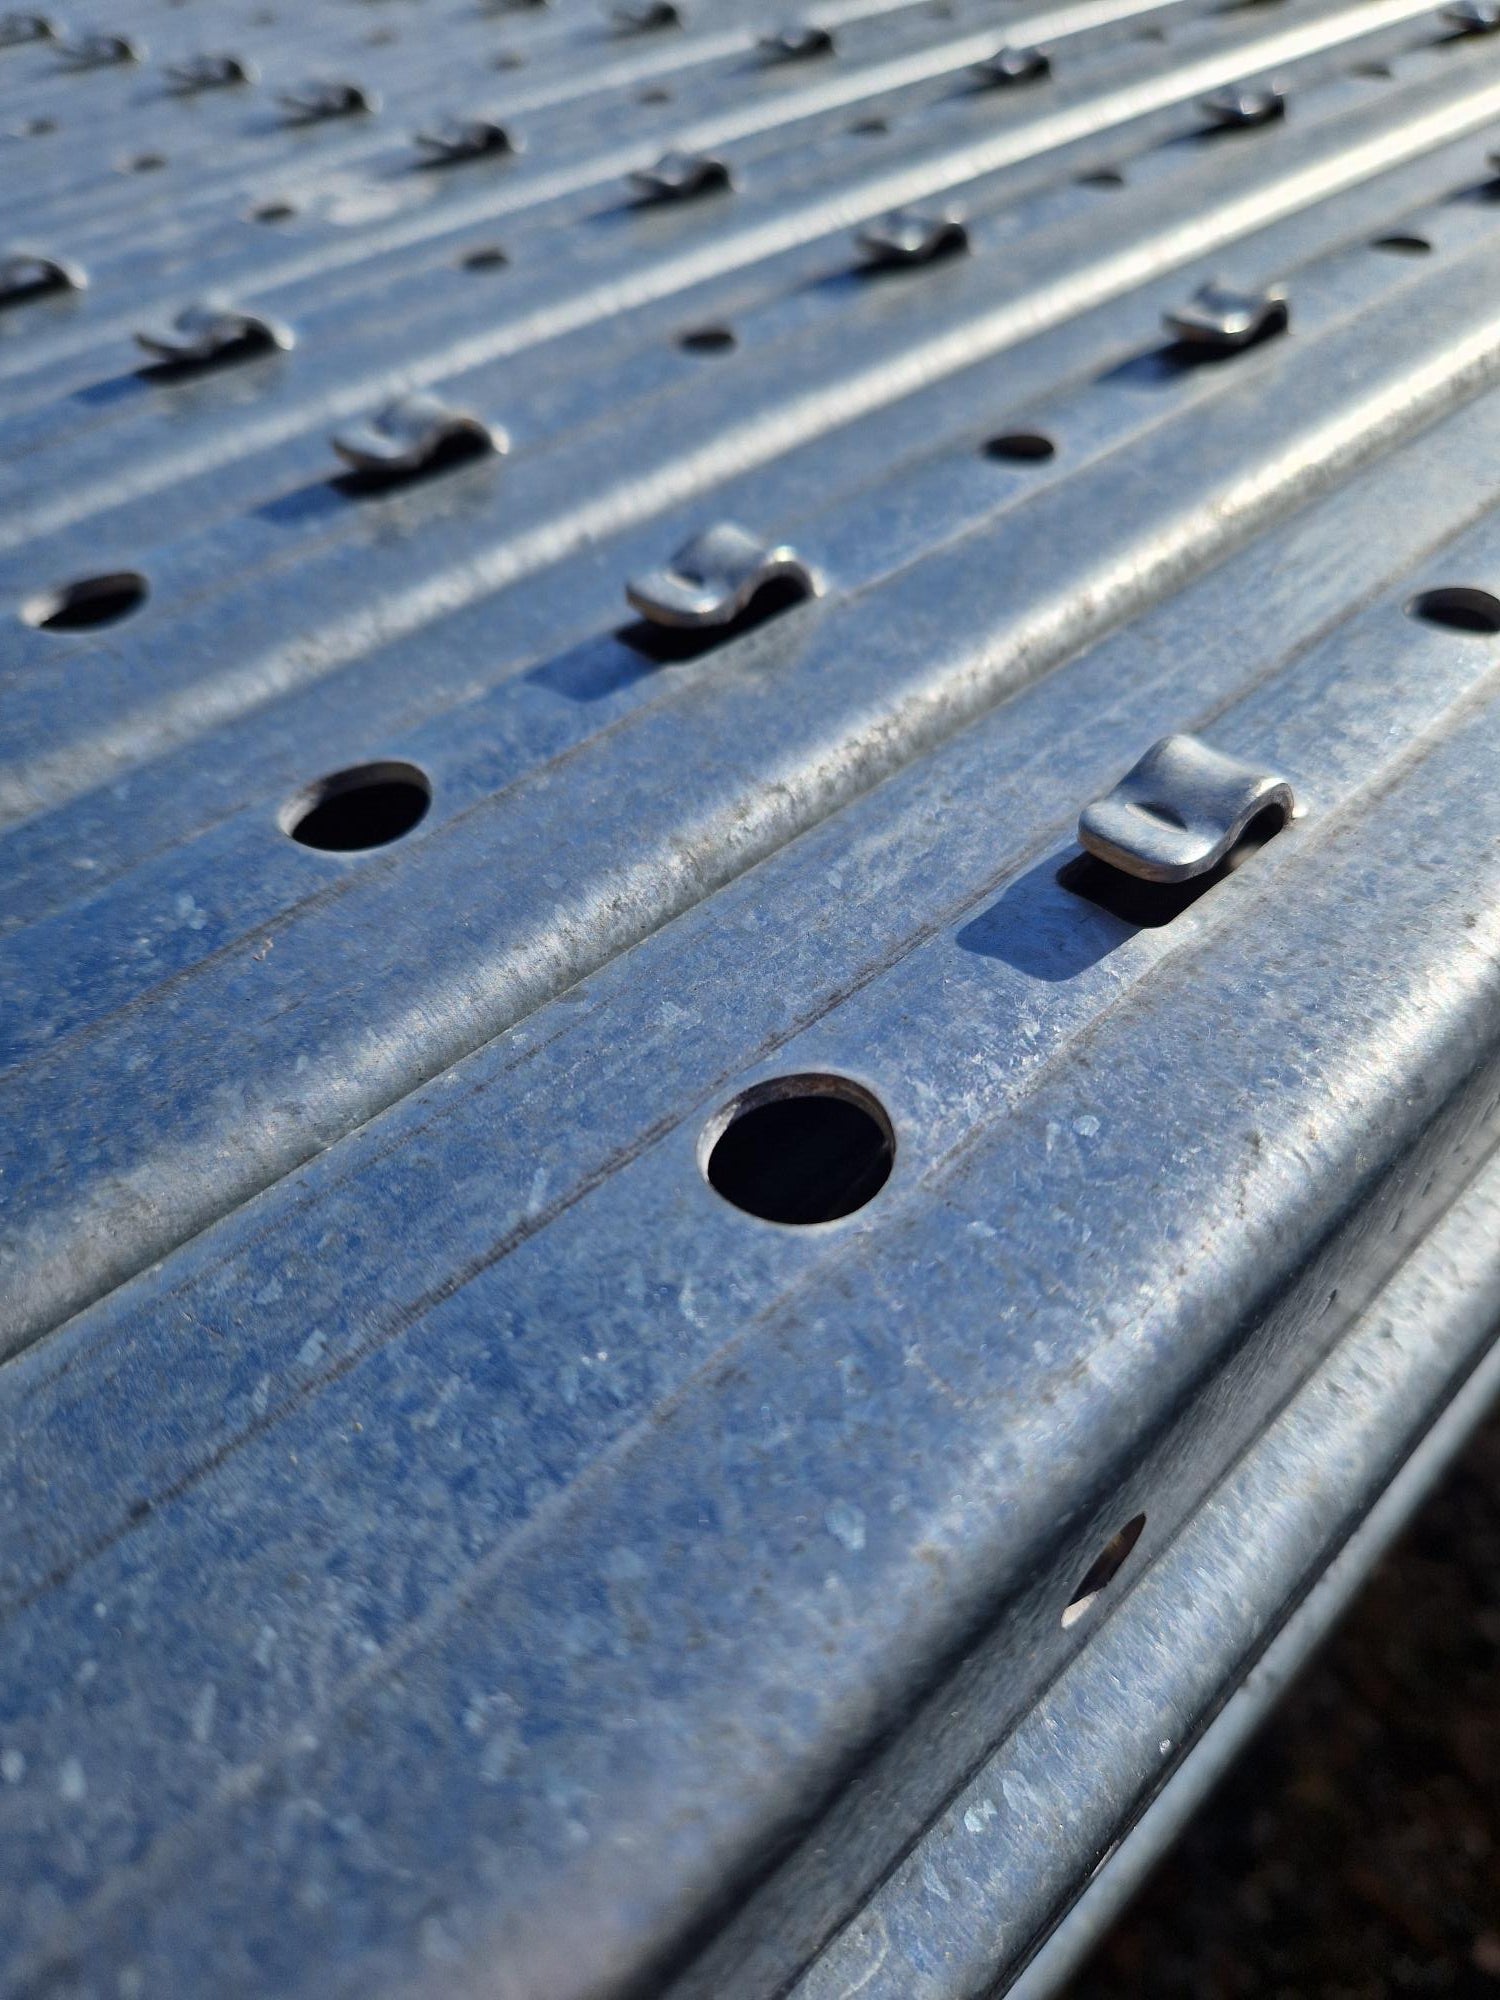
1064, 1404, 1500, 2000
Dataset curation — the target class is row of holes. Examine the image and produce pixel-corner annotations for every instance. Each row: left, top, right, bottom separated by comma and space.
22, 560, 1498, 640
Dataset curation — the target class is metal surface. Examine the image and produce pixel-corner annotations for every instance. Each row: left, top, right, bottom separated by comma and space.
4, 3, 1500, 1999
625, 519, 821, 626
1077, 732, 1297, 880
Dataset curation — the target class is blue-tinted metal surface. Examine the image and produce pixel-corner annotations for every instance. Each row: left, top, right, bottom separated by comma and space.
3, 1, 1500, 1996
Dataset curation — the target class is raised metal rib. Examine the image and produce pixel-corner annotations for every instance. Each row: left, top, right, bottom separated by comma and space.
1164, 277, 1290, 351
163, 51, 257, 92
855, 205, 970, 266
625, 521, 820, 628
629, 148, 735, 200
414, 115, 521, 163
1077, 733, 1297, 881
0, 248, 85, 303
278, 78, 379, 122
330, 392, 504, 474
135, 301, 294, 366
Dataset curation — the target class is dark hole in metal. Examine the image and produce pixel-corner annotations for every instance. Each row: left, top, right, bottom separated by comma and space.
24, 571, 149, 631
1407, 586, 1500, 634
849, 115, 889, 135
983, 430, 1056, 462
704, 1076, 895, 1224
1062, 1513, 1146, 1627
461, 244, 510, 270
1371, 232, 1431, 255
282, 762, 432, 852
1058, 804, 1288, 926
678, 323, 736, 353
1076, 166, 1125, 187
252, 199, 296, 222
618, 573, 813, 663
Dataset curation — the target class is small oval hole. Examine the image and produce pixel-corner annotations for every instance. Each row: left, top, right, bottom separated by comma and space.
702, 1075, 894, 1224
280, 761, 432, 852
1407, 586, 1500, 634
848, 114, 889, 136
122, 151, 166, 173
1076, 167, 1125, 188
23, 571, 149, 632
1061, 1513, 1146, 1627
1371, 232, 1431, 255
637, 84, 673, 104
983, 430, 1056, 463
461, 244, 510, 270
251, 199, 297, 223
678, 323, 736, 354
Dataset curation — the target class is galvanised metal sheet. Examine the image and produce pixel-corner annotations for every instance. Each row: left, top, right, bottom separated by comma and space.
3, 2, 1500, 1996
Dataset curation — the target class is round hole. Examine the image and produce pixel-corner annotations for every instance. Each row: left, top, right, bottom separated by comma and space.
983, 430, 1056, 462
702, 1075, 895, 1225
1061, 1513, 1146, 1628
280, 762, 432, 852
23, 571, 149, 633
461, 244, 509, 270
1371, 231, 1431, 255
678, 323, 736, 354
252, 199, 297, 223
1407, 586, 1500, 635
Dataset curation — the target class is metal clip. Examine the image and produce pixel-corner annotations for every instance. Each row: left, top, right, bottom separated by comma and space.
0, 249, 86, 303
972, 43, 1051, 86
164, 51, 257, 92
1078, 735, 1295, 882
135, 300, 293, 366
0, 11, 55, 43
630, 150, 734, 201
1444, 0, 1500, 30
1163, 279, 1288, 353
279, 79, 379, 123
1199, 83, 1285, 128
331, 393, 503, 476
625, 522, 819, 629
758, 22, 835, 61
611, 0, 681, 30
856, 207, 969, 268
57, 29, 142, 65
414, 116, 520, 163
